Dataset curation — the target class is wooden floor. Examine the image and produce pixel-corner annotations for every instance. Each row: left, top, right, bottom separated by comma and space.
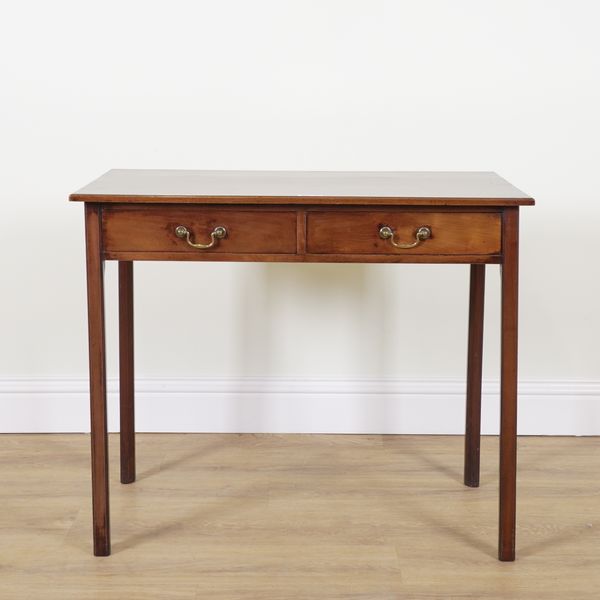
1, 434, 599, 599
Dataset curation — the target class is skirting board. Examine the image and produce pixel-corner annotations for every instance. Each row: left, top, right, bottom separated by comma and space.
1, 377, 599, 435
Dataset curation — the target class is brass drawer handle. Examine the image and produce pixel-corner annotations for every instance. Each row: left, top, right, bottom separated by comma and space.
175, 225, 227, 249
379, 225, 431, 249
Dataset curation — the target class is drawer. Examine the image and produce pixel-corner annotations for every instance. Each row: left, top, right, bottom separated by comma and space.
306, 210, 501, 255
103, 206, 298, 254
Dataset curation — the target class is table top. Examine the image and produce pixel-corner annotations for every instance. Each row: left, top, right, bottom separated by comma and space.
70, 170, 534, 206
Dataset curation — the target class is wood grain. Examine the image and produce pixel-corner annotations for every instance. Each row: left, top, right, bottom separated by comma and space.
464, 264, 485, 488
307, 210, 501, 255
70, 170, 534, 206
119, 261, 135, 485
84, 204, 110, 556
102, 250, 503, 264
296, 209, 307, 254
0, 434, 598, 599
499, 208, 519, 561
103, 206, 297, 254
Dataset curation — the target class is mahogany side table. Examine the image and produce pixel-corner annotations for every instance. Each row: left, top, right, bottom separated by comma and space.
70, 170, 534, 561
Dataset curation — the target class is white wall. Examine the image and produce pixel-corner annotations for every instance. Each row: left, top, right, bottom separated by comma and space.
1, 0, 600, 433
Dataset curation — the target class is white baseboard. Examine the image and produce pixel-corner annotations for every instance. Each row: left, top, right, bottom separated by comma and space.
0, 377, 599, 435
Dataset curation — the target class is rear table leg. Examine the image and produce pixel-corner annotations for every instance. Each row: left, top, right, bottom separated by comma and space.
119, 261, 135, 484
464, 264, 485, 488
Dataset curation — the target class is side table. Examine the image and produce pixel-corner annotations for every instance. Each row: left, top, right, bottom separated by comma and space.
70, 170, 534, 560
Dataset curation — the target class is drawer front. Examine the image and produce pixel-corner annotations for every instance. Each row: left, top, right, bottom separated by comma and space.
306, 211, 501, 255
103, 206, 298, 254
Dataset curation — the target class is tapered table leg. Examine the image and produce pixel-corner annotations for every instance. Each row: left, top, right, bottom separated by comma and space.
464, 264, 485, 488
119, 261, 135, 484
499, 208, 519, 561
85, 204, 110, 556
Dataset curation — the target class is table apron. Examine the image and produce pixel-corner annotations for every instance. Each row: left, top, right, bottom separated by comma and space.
100, 204, 504, 264
102, 250, 501, 264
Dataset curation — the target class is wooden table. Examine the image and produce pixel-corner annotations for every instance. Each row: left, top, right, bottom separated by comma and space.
70, 170, 534, 561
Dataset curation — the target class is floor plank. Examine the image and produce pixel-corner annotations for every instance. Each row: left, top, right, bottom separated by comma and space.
0, 433, 599, 599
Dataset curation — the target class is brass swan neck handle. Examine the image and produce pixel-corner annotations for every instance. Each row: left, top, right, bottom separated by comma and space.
379, 225, 431, 249
175, 225, 227, 249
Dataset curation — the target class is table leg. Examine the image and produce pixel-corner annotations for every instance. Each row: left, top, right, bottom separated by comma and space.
85, 204, 111, 556
499, 208, 519, 561
464, 264, 485, 488
119, 261, 135, 484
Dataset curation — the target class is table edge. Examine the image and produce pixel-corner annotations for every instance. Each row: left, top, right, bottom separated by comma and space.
69, 194, 535, 206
